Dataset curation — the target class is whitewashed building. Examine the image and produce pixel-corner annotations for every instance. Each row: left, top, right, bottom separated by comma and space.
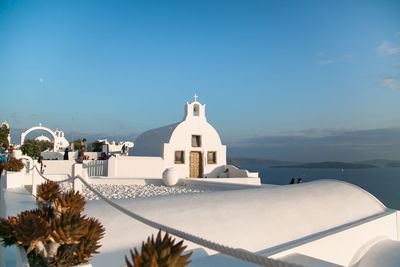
130, 96, 226, 178
110, 96, 258, 182
21, 123, 69, 152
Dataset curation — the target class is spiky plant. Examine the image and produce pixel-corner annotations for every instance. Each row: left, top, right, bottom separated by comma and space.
1, 181, 105, 267
51, 212, 89, 246
53, 218, 104, 266
0, 216, 19, 246
53, 190, 86, 216
20, 206, 54, 221
15, 212, 52, 257
125, 230, 192, 267
45, 212, 90, 262
36, 181, 60, 207
79, 217, 105, 258
4, 157, 25, 172
52, 244, 80, 266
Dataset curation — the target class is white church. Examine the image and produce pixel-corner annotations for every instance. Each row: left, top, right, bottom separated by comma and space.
114, 95, 258, 182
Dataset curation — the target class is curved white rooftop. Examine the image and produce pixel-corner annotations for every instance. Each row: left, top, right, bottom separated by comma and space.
355, 239, 400, 267
131, 123, 179, 157
85, 180, 388, 266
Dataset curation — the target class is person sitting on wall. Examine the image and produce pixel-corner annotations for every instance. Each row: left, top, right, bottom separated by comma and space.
297, 178, 303, 183
101, 152, 108, 160
63, 148, 69, 160
7, 145, 14, 161
121, 144, 127, 155
38, 156, 46, 174
81, 138, 87, 149
76, 146, 85, 163
289, 178, 295, 184
0, 144, 9, 178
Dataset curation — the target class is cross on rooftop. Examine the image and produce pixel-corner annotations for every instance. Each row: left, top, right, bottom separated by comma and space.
194, 93, 198, 102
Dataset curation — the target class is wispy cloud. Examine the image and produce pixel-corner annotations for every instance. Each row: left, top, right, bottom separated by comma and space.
395, 32, 400, 37
343, 54, 353, 58
319, 60, 334, 66
377, 41, 399, 56
316, 51, 325, 56
39, 78, 44, 83
380, 77, 400, 89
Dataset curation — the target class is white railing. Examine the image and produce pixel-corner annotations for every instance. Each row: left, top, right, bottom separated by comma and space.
85, 160, 107, 177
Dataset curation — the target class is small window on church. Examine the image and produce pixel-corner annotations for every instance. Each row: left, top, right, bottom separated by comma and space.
192, 135, 201, 147
175, 151, 185, 164
207, 151, 217, 164
193, 104, 199, 116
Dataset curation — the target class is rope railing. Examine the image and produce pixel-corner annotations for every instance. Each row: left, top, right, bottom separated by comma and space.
32, 170, 302, 267
33, 166, 71, 184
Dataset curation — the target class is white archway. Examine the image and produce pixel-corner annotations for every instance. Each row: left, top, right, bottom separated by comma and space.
21, 123, 57, 151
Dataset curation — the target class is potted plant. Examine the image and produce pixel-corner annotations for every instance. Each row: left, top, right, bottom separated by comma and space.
0, 181, 105, 266
4, 157, 25, 188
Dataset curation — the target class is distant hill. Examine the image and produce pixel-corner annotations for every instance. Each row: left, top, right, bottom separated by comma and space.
227, 156, 303, 167
271, 161, 378, 169
227, 156, 389, 169
354, 159, 400, 168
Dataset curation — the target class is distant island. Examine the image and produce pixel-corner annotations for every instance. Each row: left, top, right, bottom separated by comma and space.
227, 156, 400, 169
270, 161, 377, 169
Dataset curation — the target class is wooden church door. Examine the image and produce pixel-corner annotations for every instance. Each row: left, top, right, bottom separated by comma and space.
190, 151, 203, 178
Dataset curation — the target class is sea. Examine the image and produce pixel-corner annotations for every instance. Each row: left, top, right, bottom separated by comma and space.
241, 166, 400, 210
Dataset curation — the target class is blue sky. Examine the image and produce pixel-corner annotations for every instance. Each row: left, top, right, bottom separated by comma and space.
1, 1, 399, 160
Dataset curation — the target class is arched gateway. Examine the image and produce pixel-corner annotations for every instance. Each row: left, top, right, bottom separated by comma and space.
20, 123, 69, 151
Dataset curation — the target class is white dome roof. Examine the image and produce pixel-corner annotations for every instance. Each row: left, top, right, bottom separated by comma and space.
35, 135, 51, 142
131, 123, 179, 157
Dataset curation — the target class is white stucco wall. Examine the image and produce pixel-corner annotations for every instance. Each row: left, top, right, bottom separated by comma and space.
274, 211, 397, 266
163, 101, 227, 178
42, 160, 75, 174
41, 160, 107, 177
163, 118, 227, 178
351, 238, 400, 267
84, 180, 391, 267
107, 156, 165, 178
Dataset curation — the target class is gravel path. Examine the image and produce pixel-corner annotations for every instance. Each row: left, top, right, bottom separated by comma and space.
59, 183, 215, 200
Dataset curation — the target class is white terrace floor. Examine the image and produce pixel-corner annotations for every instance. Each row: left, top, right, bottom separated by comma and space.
3, 179, 400, 267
